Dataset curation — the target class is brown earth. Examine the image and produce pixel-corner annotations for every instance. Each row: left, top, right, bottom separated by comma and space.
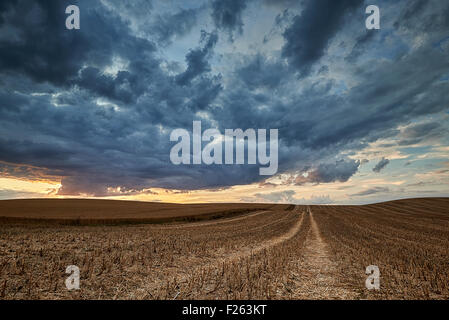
0, 199, 275, 225
0, 197, 448, 300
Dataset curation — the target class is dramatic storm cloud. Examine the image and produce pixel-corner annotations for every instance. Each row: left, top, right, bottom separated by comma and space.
373, 158, 390, 173
0, 0, 448, 199
211, 0, 249, 40
282, 0, 364, 76
350, 187, 390, 197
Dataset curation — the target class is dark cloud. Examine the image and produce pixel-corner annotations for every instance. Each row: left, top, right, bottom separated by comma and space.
403, 122, 441, 138
176, 31, 218, 86
74, 67, 137, 104
345, 30, 377, 62
0, 1, 226, 195
263, 9, 295, 44
0, 0, 158, 107
406, 181, 426, 187
262, 0, 301, 8
236, 54, 288, 89
350, 187, 390, 197
373, 158, 390, 173
398, 122, 444, 146
0, 0, 448, 197
151, 8, 199, 45
102, 1, 204, 47
0, 0, 84, 84
211, 0, 249, 40
292, 159, 360, 185
394, 0, 449, 35
0, 1, 151, 86
282, 0, 364, 76
103, 0, 153, 20
310, 159, 360, 183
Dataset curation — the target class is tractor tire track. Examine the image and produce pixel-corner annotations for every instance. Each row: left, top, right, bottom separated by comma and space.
289, 206, 357, 299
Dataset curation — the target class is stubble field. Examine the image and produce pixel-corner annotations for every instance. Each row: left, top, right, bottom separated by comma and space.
0, 198, 448, 300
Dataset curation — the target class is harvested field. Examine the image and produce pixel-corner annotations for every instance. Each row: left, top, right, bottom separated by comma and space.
0, 198, 448, 300
313, 198, 449, 299
0, 199, 273, 225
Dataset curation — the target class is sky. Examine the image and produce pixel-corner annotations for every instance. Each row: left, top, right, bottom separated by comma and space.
0, 0, 448, 205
